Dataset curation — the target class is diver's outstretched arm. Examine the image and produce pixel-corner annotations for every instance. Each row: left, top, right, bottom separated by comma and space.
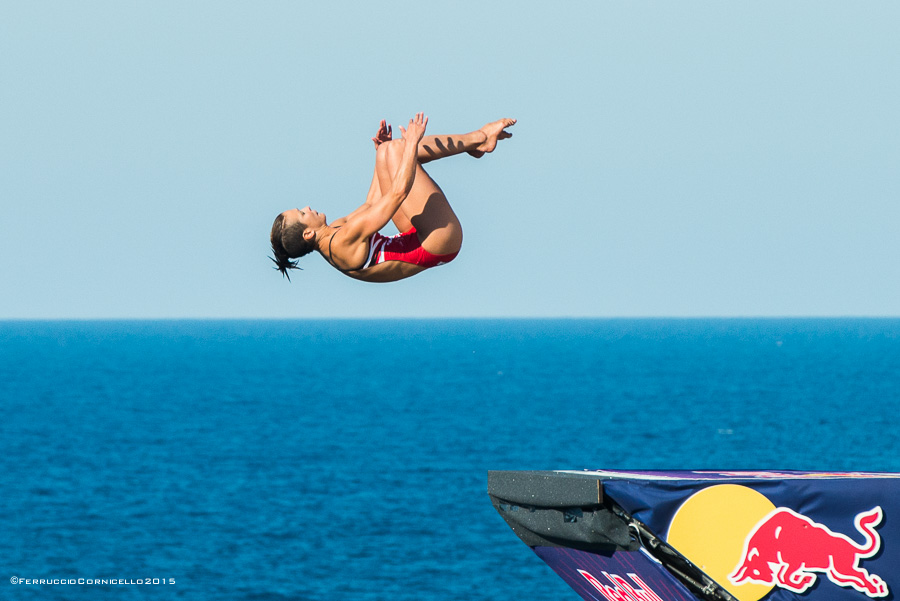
341, 114, 427, 241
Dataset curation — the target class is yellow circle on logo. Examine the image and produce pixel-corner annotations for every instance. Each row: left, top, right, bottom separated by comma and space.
666, 484, 776, 601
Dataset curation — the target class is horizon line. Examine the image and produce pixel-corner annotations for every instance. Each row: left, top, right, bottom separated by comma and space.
2, 315, 900, 322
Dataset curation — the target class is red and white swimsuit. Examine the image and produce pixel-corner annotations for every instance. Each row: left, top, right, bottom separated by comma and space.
330, 227, 459, 272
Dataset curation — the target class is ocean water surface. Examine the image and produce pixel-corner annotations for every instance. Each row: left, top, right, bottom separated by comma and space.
2, 318, 899, 600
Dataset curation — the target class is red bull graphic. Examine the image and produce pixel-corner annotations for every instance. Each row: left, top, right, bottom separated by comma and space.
578, 570, 667, 601
531, 545, 701, 601
492, 470, 900, 601
729, 506, 887, 598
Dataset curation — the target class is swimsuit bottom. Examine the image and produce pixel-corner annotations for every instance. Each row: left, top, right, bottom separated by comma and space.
361, 227, 459, 270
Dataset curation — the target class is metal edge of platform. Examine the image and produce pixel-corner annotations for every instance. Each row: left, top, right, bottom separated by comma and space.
487, 470, 737, 601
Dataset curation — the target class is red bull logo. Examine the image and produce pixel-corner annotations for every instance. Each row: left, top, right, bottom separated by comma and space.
729, 506, 888, 597
666, 484, 892, 601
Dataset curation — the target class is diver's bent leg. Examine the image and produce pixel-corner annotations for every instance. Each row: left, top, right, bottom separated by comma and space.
418, 118, 516, 162
374, 142, 414, 232
417, 132, 487, 163
381, 139, 462, 255
363, 171, 379, 204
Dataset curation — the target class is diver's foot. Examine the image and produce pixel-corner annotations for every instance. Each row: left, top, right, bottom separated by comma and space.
469, 118, 516, 157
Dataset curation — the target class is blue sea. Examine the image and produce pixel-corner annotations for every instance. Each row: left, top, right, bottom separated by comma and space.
2, 319, 899, 600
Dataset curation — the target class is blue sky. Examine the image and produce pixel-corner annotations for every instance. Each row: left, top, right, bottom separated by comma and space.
2, 1, 898, 318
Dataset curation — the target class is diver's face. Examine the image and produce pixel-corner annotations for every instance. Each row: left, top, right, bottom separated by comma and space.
284, 207, 326, 229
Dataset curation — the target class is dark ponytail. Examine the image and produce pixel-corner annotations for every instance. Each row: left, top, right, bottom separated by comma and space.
269, 213, 314, 281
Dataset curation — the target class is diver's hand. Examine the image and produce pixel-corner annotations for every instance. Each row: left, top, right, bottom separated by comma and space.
371, 119, 392, 147
399, 112, 427, 145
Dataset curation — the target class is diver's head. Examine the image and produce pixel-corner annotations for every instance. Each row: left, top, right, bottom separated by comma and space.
269, 208, 323, 280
